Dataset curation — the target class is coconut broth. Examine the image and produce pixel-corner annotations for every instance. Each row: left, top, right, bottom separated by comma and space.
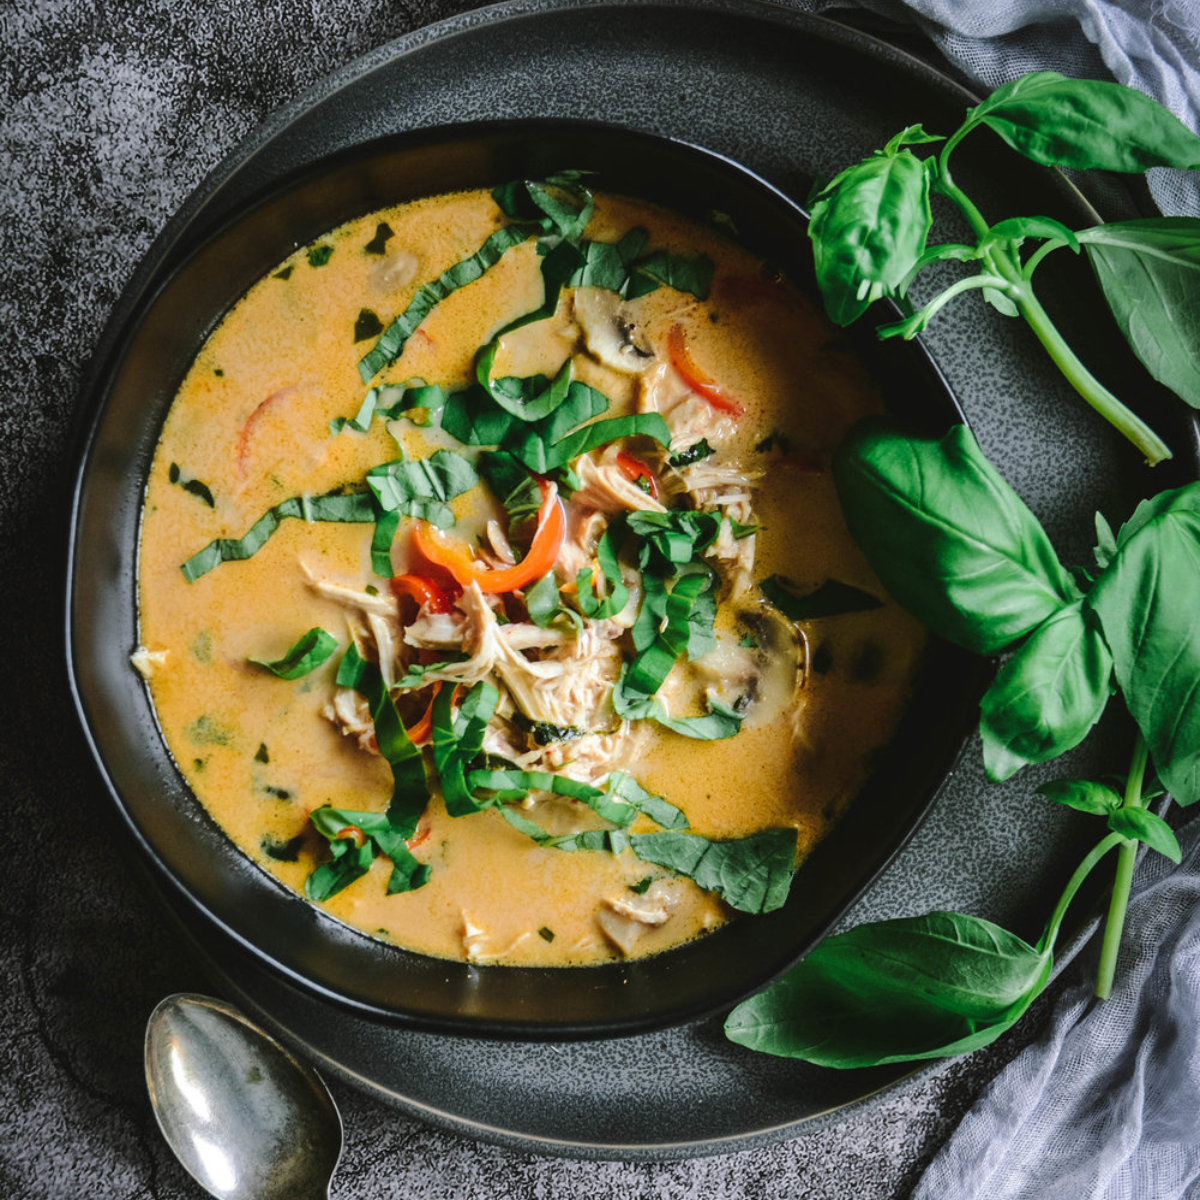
136, 188, 925, 965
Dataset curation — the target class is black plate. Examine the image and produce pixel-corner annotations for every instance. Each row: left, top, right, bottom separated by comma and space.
68, 117, 979, 1036
65, 0, 1199, 1158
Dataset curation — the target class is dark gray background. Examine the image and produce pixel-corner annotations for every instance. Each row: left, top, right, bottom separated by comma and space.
0, 1, 1130, 1196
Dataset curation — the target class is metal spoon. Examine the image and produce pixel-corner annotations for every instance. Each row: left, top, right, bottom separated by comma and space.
145, 993, 343, 1200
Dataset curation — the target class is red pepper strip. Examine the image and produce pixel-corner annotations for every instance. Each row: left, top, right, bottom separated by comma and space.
407, 822, 432, 850
334, 824, 367, 848
412, 480, 565, 594
390, 573, 454, 614
616, 450, 661, 500
667, 324, 746, 418
404, 683, 441, 746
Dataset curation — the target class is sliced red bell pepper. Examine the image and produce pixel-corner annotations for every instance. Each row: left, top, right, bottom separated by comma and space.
616, 450, 661, 500
412, 480, 565, 594
389, 573, 455, 614
667, 323, 746, 418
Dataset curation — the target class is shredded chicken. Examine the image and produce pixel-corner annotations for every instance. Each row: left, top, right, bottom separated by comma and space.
417, 583, 500, 687
130, 646, 169, 679
404, 608, 467, 651
366, 612, 400, 690
676, 459, 764, 596
638, 361, 737, 449
498, 623, 571, 651
302, 563, 397, 618
572, 447, 667, 515
555, 505, 609, 580
323, 687, 376, 754
461, 912, 532, 963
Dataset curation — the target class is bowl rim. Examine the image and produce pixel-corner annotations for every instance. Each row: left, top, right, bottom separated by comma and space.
65, 115, 984, 1039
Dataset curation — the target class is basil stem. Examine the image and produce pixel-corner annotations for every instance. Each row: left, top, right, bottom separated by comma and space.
1095, 732, 1149, 999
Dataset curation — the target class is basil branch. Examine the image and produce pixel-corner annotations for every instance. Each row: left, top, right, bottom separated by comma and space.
808, 71, 1200, 466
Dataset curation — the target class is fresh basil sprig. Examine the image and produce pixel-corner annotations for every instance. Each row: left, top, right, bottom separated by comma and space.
808, 72, 1200, 464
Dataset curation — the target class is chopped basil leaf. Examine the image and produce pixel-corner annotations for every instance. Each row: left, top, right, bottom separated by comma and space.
576, 527, 630, 620
628, 511, 722, 576
364, 222, 394, 255
182, 489, 377, 581
525, 571, 583, 632
738, 634, 758, 650
364, 584, 379, 596
511, 712, 583, 746
630, 876, 655, 894
249, 627, 339, 679
255, 742, 270, 763
273, 265, 294, 281
432, 681, 500, 816
213, 368, 225, 377
728, 519, 760, 541
365, 448, 478, 530
371, 509, 400, 576
358, 224, 533, 383
332, 381, 455, 435
169, 463, 215, 507
354, 308, 384, 342
607, 771, 688, 830
261, 785, 292, 801
761, 576, 884, 620
667, 439, 715, 467
306, 805, 431, 900
336, 646, 430, 836
476, 350, 574, 422
307, 245, 334, 268
538, 926, 556, 942
627, 828, 796, 914
260, 833, 305, 863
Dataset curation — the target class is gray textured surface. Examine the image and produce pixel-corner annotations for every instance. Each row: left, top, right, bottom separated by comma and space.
0, 0, 1174, 1196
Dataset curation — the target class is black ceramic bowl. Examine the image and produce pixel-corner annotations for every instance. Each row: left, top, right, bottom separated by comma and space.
66, 121, 985, 1038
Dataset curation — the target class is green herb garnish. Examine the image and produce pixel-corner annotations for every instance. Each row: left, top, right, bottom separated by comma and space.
249, 627, 338, 679
307, 245, 334, 268
354, 309, 384, 342
168, 463, 215, 508
364, 222, 394, 255
806, 72, 1200, 464
182, 489, 376, 581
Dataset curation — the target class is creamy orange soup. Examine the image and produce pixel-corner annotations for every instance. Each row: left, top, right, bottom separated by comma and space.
135, 184, 924, 965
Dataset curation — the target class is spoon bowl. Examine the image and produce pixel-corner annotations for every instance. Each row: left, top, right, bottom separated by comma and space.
145, 993, 342, 1200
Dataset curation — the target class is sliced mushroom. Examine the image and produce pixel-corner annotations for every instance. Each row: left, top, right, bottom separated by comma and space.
574, 287, 654, 375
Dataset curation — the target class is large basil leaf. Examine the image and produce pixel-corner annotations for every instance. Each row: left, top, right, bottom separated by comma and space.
725, 911, 1051, 1066
969, 73, 1200, 173
1077, 219, 1200, 409
431, 681, 500, 816
979, 601, 1114, 783
1087, 483, 1200, 804
833, 422, 1079, 654
808, 147, 933, 326
627, 828, 796, 914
